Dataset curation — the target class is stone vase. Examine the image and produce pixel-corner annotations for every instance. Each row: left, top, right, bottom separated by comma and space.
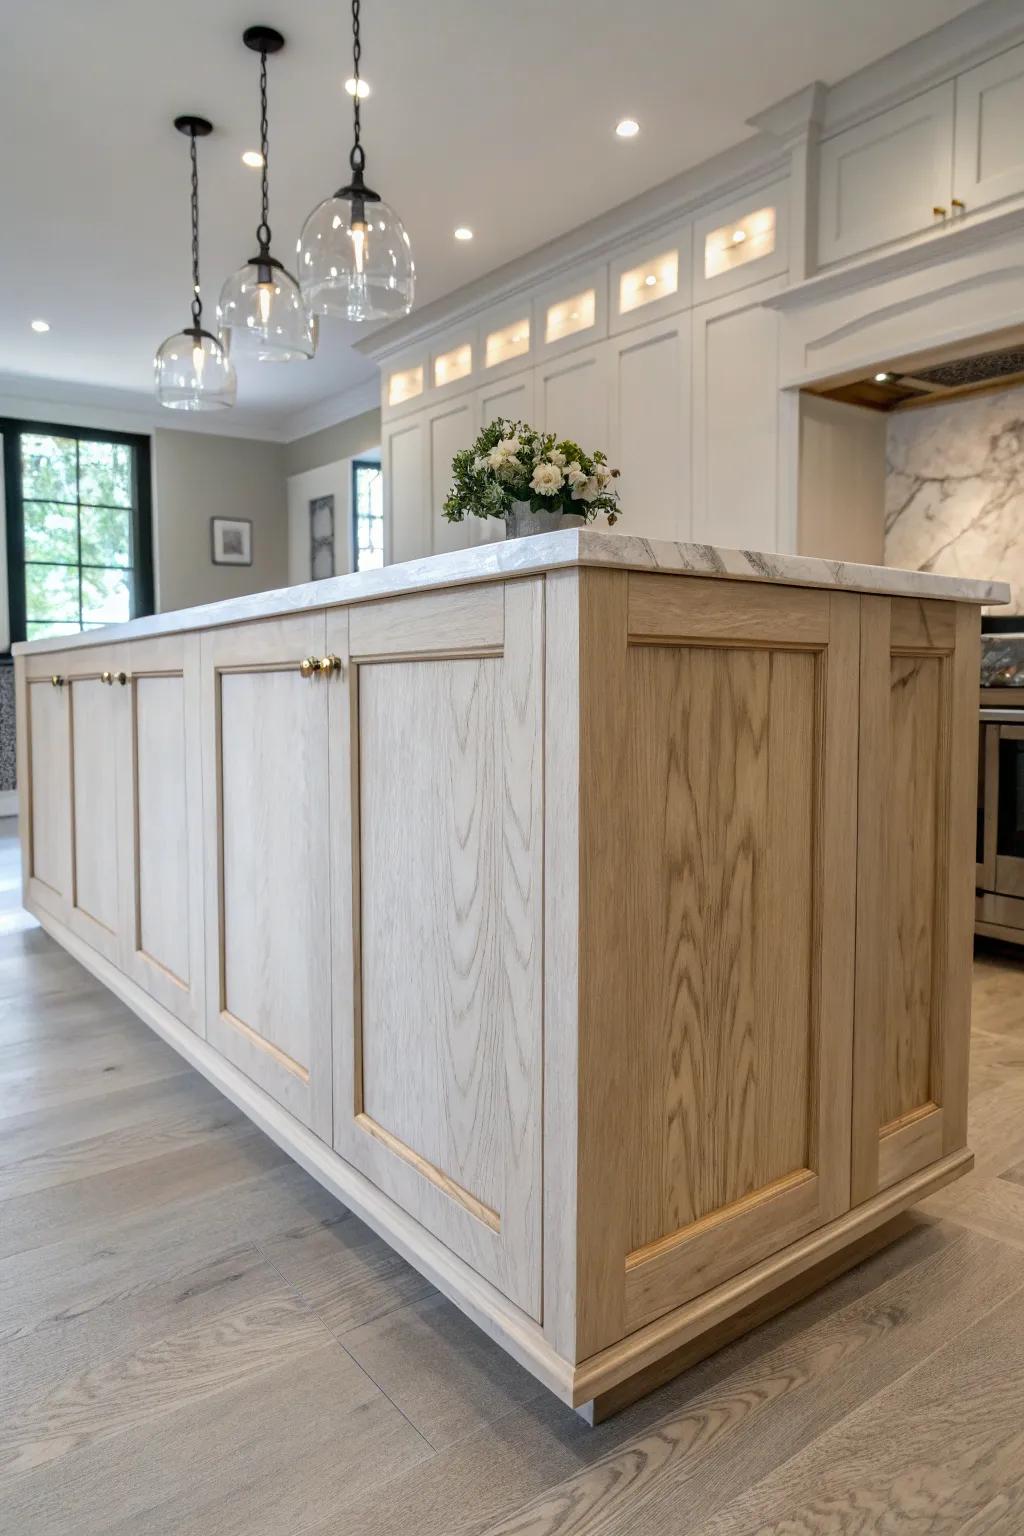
504, 501, 585, 539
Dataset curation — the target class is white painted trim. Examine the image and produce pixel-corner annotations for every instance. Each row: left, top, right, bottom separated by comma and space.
0, 374, 287, 442
281, 378, 381, 443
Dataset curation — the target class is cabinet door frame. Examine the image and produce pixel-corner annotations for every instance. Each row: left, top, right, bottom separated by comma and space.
200, 612, 332, 1138
381, 414, 427, 567
328, 579, 544, 1318
20, 651, 75, 925
954, 41, 1024, 216
424, 393, 477, 557
571, 572, 860, 1356
63, 643, 128, 966
817, 83, 955, 266
117, 633, 205, 1032
607, 311, 693, 545
852, 596, 977, 1202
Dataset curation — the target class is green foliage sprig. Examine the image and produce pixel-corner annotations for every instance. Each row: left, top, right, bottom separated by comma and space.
443, 419, 620, 524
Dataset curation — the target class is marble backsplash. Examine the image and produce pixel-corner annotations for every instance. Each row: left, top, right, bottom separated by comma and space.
886, 383, 1024, 614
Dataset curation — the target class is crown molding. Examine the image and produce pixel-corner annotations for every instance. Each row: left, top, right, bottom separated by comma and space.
0, 372, 289, 442
820, 0, 1024, 139
355, 136, 792, 366
747, 82, 827, 144
281, 378, 380, 443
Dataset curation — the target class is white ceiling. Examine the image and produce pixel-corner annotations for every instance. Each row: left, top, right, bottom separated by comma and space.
0, 0, 989, 432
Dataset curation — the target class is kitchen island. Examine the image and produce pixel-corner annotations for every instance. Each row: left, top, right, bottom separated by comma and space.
13, 531, 1006, 1419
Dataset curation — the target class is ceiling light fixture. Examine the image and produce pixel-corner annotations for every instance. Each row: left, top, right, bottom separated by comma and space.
30, 319, 50, 333
242, 149, 264, 167
344, 76, 370, 98
731, 229, 746, 244
616, 118, 640, 138
874, 371, 892, 383
154, 116, 236, 411
219, 27, 316, 363
454, 226, 473, 241
298, 0, 414, 322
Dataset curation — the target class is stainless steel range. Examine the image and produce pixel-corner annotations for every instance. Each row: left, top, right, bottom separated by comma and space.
977, 633, 1024, 942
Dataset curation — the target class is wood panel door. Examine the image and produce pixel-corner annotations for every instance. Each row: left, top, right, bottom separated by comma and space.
65, 645, 128, 965
117, 634, 205, 1033
19, 655, 74, 924
201, 614, 333, 1138
852, 596, 978, 1202
573, 571, 859, 1354
329, 580, 544, 1318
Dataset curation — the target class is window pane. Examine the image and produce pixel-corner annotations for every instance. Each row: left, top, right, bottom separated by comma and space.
79, 439, 133, 508
26, 619, 82, 641
21, 434, 78, 503
80, 504, 131, 567
81, 567, 131, 624
25, 562, 80, 624
354, 463, 384, 572
23, 501, 77, 564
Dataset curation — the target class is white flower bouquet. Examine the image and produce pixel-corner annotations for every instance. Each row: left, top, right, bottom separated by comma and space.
443, 418, 620, 528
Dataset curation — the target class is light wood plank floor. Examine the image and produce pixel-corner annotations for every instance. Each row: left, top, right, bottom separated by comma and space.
2, 819, 1024, 1534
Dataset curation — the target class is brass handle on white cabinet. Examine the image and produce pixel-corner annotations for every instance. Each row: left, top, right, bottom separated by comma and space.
299, 656, 319, 678
114, 670, 128, 686
319, 654, 342, 677
101, 670, 128, 686
102, 671, 113, 685
951, 198, 965, 212
932, 205, 948, 218
50, 674, 64, 688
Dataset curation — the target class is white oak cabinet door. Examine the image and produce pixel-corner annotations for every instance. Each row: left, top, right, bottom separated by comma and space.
19, 655, 74, 925
817, 83, 955, 265
117, 634, 205, 1033
201, 614, 332, 1138
954, 42, 1024, 215
608, 313, 692, 544
328, 580, 544, 1319
64, 644, 128, 965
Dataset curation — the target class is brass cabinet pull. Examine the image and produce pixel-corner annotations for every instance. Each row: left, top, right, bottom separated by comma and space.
299, 656, 318, 678
101, 670, 128, 686
951, 197, 965, 211
114, 671, 128, 686
319, 654, 342, 677
50, 674, 64, 688
101, 671, 113, 685
932, 205, 948, 217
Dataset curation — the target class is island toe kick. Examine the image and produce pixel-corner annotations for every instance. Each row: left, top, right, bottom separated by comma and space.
14, 534, 994, 1416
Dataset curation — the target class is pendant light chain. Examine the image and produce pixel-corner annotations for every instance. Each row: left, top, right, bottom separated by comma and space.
257, 46, 272, 252
349, 0, 365, 175
189, 128, 202, 328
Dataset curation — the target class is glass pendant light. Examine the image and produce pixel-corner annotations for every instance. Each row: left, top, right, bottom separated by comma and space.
155, 117, 237, 411
298, 0, 414, 322
219, 27, 316, 362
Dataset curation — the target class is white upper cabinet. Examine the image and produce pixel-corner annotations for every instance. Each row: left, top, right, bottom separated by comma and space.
534, 266, 609, 361
817, 83, 955, 266
535, 338, 610, 451
694, 181, 789, 303
430, 327, 477, 401
954, 42, 1024, 215
609, 313, 692, 543
609, 221, 691, 334
479, 299, 534, 382
383, 348, 428, 420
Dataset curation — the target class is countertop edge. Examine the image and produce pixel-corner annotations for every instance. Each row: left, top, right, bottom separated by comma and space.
12, 529, 1010, 656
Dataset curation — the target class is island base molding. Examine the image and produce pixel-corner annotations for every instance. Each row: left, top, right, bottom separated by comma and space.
33, 906, 973, 1416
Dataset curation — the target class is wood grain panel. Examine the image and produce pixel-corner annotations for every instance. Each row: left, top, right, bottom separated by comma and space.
628, 571, 829, 646
625, 644, 815, 1248
201, 614, 332, 1138
332, 579, 543, 1319
27, 679, 71, 905
135, 675, 189, 984
70, 676, 120, 941
349, 582, 503, 659
882, 650, 943, 1126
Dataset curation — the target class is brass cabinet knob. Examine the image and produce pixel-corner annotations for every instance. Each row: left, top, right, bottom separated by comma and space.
319, 654, 342, 677
50, 674, 64, 688
114, 671, 128, 686
101, 671, 113, 685
951, 197, 965, 211
932, 205, 948, 217
299, 656, 318, 678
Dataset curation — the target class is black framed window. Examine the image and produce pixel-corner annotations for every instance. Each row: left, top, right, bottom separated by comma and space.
352, 458, 383, 572
1, 418, 153, 646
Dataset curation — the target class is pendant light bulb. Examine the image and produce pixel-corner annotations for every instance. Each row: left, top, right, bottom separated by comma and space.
155, 117, 236, 411
218, 27, 317, 363
298, 0, 414, 322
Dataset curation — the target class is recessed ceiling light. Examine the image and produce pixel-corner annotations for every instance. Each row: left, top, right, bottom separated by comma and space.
242, 149, 264, 167
344, 77, 370, 98
30, 319, 50, 333
454, 226, 473, 241
615, 118, 640, 138
874, 371, 892, 383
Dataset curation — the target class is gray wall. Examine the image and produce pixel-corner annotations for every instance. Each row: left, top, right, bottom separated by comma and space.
152, 429, 289, 612
284, 408, 381, 477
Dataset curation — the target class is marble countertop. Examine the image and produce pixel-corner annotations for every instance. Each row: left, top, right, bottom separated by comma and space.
13, 530, 1009, 656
